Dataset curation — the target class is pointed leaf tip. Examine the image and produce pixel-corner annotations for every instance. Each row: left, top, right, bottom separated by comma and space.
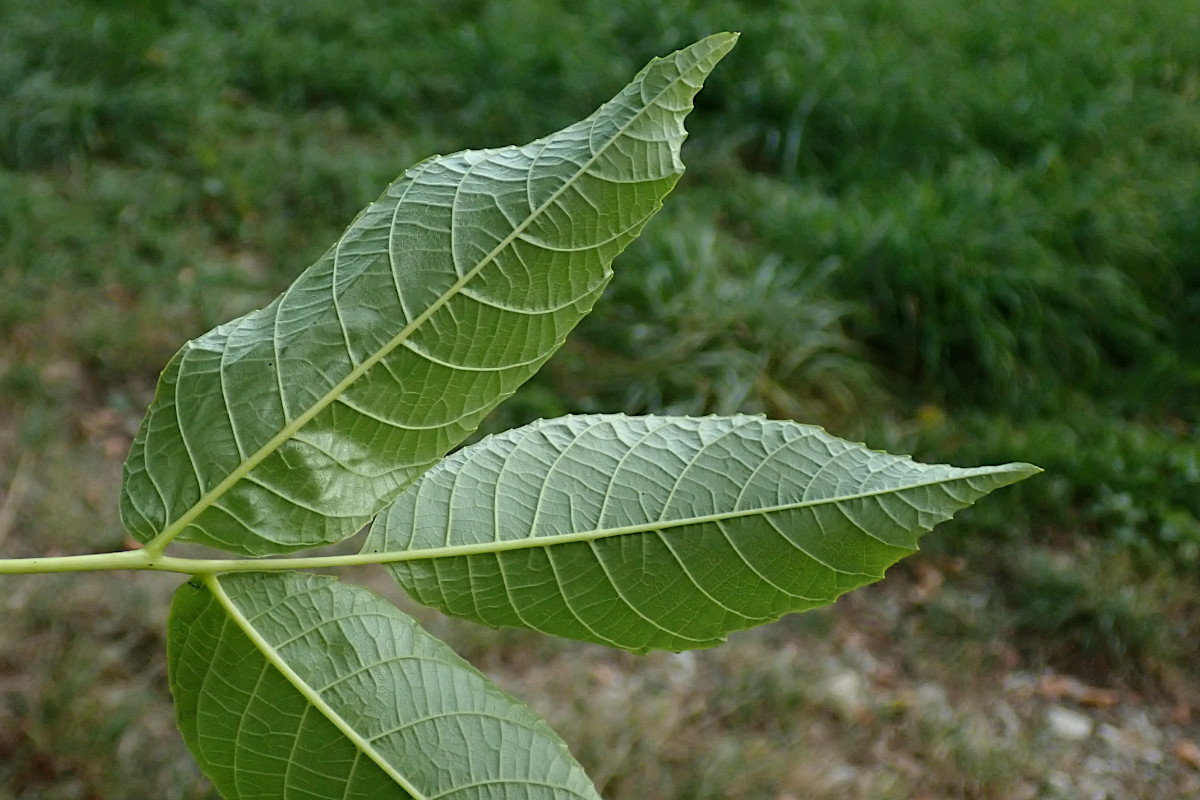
1008, 462, 1042, 479
980, 461, 1043, 486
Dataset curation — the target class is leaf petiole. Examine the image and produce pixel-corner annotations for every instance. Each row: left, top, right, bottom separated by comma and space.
0, 548, 429, 576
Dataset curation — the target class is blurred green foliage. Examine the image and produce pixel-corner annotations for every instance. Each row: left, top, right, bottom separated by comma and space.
2, 0, 1198, 743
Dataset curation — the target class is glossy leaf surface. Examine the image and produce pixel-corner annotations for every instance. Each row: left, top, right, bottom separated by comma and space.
168, 571, 601, 800
368, 414, 1039, 653
120, 33, 738, 556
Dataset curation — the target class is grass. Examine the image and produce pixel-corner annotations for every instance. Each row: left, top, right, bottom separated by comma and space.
2, 0, 1199, 797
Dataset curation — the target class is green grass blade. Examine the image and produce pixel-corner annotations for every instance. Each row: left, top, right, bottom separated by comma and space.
168, 571, 602, 800
367, 414, 1039, 654
119, 33, 739, 556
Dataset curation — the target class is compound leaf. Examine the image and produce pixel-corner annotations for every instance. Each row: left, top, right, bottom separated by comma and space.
120, 33, 738, 556
367, 414, 1039, 653
168, 571, 602, 800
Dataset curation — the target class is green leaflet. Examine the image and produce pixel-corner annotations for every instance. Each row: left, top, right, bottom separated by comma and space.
367, 415, 1040, 654
120, 33, 739, 556
168, 571, 602, 800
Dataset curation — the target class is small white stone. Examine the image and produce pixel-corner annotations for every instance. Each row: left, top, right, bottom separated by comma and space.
822, 670, 868, 717
825, 765, 857, 787
1139, 746, 1164, 766
1048, 770, 1075, 795
1003, 671, 1037, 694
913, 682, 952, 723
1098, 722, 1127, 749
1046, 705, 1093, 740
664, 650, 696, 688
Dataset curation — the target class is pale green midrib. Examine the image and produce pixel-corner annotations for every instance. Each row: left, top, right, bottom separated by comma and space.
204, 574, 431, 800
378, 463, 1033, 560
0, 464, 1036, 575
145, 51, 703, 555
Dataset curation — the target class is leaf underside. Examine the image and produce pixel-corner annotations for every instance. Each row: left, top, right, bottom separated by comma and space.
368, 414, 1039, 654
119, 33, 739, 556
169, 571, 602, 800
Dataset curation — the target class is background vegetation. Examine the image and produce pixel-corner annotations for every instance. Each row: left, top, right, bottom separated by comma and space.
1, 0, 1198, 797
